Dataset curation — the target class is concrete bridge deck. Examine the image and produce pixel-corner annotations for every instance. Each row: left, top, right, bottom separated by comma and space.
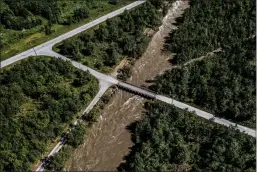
117, 81, 156, 98
0, 1, 255, 171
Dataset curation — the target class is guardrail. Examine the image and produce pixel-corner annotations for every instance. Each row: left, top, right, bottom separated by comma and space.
117, 81, 156, 99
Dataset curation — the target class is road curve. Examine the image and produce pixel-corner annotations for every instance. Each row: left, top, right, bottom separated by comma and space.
35, 59, 256, 171
35, 49, 256, 171
1, 0, 146, 68
1, 0, 255, 170
43, 51, 119, 85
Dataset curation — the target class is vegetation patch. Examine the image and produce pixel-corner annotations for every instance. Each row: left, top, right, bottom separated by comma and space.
165, 0, 255, 64
0, 0, 133, 59
44, 87, 116, 171
118, 0, 256, 171
118, 102, 256, 172
45, 123, 87, 171
0, 57, 98, 172
55, 0, 169, 73
150, 0, 256, 127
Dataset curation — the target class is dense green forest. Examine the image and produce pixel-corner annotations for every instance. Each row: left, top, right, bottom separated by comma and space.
45, 145, 73, 171
45, 123, 87, 171
150, 0, 256, 127
56, 0, 171, 72
0, 0, 131, 59
166, 0, 255, 64
44, 87, 114, 171
118, 0, 256, 171
0, 57, 98, 172
151, 37, 256, 127
118, 102, 256, 172
0, 0, 121, 31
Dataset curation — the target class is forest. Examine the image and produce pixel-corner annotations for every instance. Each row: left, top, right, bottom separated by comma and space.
0, 57, 98, 172
43, 87, 114, 171
0, 0, 130, 59
149, 0, 256, 127
118, 102, 256, 172
0, 0, 121, 31
165, 0, 255, 64
56, 0, 170, 72
45, 123, 87, 171
118, 0, 255, 171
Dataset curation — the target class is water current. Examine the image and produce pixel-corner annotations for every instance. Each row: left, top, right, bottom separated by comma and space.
66, 1, 189, 171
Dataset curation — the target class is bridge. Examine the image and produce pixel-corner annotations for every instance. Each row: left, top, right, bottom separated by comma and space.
2, 0, 253, 137
3, 49, 257, 172
117, 81, 156, 99
5, 49, 255, 172
55, 52, 255, 138
0, 1, 255, 171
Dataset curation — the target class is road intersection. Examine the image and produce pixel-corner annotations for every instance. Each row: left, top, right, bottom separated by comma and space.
0, 1, 255, 171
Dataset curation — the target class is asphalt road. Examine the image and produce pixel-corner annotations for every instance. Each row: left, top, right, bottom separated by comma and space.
36, 81, 110, 172
46, 51, 256, 138
1, 0, 255, 170
1, 0, 146, 68
35, 50, 255, 171
156, 95, 256, 137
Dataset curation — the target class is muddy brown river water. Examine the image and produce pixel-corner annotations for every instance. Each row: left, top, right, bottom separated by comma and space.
66, 1, 189, 171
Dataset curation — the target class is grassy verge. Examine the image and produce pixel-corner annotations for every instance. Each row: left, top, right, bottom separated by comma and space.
1, 0, 133, 60
53, 2, 161, 74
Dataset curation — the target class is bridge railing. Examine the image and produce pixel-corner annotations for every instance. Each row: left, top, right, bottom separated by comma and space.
117, 80, 157, 98
116, 79, 178, 100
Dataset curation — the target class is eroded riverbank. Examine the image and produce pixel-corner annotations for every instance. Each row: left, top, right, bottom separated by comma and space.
66, 1, 190, 171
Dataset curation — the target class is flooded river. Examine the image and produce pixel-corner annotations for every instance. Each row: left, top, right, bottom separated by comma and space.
66, 1, 189, 171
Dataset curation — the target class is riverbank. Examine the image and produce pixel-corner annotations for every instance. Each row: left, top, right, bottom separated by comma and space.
65, 1, 190, 171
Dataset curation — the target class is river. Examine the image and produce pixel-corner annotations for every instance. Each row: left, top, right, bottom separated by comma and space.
66, 1, 189, 171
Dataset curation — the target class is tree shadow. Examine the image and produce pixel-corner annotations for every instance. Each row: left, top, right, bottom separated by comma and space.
162, 31, 176, 52
162, 9, 188, 55
117, 124, 141, 171
145, 79, 155, 84
117, 102, 157, 171
116, 104, 151, 171
168, 56, 177, 65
